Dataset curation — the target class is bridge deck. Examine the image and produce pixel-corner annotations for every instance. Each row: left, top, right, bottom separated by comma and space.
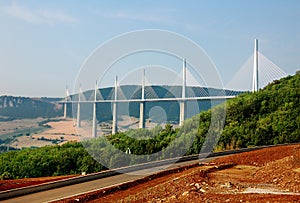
59, 96, 235, 103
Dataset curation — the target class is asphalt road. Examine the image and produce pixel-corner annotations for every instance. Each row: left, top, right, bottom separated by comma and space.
2, 159, 201, 203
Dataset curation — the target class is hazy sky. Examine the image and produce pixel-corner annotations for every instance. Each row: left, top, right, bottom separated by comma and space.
0, 0, 299, 97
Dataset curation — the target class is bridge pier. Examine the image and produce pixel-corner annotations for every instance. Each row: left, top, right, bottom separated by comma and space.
179, 101, 185, 126
112, 76, 118, 135
139, 102, 145, 128
139, 69, 146, 129
92, 81, 97, 138
77, 103, 81, 127
179, 59, 186, 126
76, 86, 82, 128
63, 102, 67, 119
63, 86, 69, 119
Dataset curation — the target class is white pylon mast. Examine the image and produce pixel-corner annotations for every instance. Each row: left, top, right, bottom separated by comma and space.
252, 39, 259, 92
182, 58, 186, 99
142, 68, 145, 101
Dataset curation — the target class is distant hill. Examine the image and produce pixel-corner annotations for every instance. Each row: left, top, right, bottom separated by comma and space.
0, 96, 63, 120
0, 86, 243, 122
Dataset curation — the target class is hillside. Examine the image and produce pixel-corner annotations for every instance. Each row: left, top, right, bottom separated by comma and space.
0, 96, 63, 120
218, 70, 300, 149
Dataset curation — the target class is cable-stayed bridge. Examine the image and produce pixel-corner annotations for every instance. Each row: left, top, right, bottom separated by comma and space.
61, 39, 287, 136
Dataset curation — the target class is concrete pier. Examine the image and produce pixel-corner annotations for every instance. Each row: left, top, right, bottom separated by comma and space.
139, 69, 145, 129
63, 102, 67, 119
77, 85, 82, 127
63, 86, 69, 119
92, 81, 97, 138
112, 76, 118, 134
179, 59, 186, 126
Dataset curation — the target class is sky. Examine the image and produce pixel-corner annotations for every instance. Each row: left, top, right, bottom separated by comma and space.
0, 0, 299, 97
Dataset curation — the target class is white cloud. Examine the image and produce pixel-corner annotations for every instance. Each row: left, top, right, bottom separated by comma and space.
95, 8, 175, 24
114, 10, 171, 23
1, 2, 78, 24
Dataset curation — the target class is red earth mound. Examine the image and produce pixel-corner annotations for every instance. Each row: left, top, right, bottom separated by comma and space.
53, 144, 300, 203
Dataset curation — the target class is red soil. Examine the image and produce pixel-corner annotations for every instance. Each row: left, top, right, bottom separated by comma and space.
54, 144, 300, 203
0, 175, 77, 191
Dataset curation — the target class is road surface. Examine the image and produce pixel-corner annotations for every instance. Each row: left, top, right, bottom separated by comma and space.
3, 159, 201, 203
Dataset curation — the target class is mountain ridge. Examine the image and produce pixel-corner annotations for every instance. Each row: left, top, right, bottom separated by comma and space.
0, 86, 243, 122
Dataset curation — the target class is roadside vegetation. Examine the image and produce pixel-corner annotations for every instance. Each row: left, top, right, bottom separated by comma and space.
0, 142, 103, 179
0, 71, 299, 179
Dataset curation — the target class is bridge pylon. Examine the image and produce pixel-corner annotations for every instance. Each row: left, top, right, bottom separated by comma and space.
76, 84, 82, 127
112, 76, 118, 135
63, 85, 69, 119
179, 58, 186, 126
252, 39, 259, 92
139, 69, 146, 129
92, 81, 98, 138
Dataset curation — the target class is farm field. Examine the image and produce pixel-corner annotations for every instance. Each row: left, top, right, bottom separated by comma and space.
10, 119, 80, 148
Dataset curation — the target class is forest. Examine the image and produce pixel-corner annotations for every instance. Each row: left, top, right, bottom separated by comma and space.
0, 71, 299, 179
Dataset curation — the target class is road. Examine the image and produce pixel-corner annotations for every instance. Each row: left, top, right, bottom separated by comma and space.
3, 145, 277, 203
2, 159, 201, 203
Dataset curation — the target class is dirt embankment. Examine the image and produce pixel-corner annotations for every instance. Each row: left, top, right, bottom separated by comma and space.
2, 144, 300, 202
55, 144, 300, 203
0, 175, 77, 191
